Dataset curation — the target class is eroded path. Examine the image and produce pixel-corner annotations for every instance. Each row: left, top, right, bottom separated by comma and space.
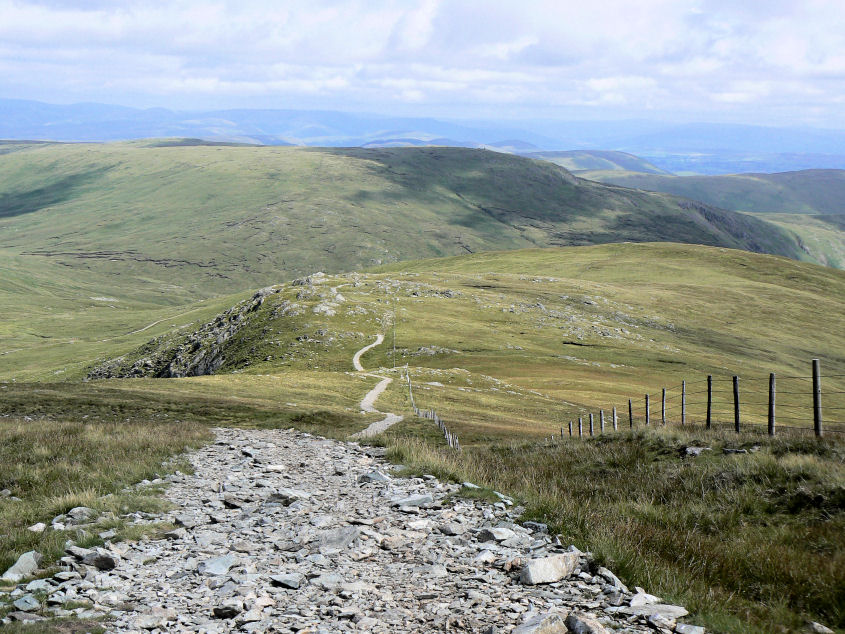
350, 335, 403, 439
10, 427, 690, 633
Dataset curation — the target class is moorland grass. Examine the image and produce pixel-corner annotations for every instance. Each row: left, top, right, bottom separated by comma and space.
381, 425, 845, 634
0, 414, 209, 582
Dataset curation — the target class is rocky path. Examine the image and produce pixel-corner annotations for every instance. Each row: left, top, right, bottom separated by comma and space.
350, 335, 403, 440
2, 427, 700, 633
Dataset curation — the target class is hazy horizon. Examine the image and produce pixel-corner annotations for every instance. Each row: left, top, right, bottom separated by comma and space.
2, 1, 844, 130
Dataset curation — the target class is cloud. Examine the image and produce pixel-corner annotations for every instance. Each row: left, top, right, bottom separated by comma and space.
0, 0, 843, 127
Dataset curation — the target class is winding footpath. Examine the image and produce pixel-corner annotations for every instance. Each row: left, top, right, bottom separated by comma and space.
349, 335, 404, 440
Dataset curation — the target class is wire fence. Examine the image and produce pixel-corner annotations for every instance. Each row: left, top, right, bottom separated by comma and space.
574, 359, 845, 439
402, 370, 461, 450
403, 359, 844, 445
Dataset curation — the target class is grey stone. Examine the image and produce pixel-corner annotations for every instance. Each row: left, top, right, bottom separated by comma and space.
81, 550, 116, 571
391, 494, 433, 507
597, 566, 627, 592
212, 599, 242, 619
2, 551, 42, 583
269, 573, 305, 589
311, 573, 344, 591
25, 579, 54, 593
7, 611, 45, 622
478, 527, 516, 542
629, 590, 662, 606
648, 613, 676, 630
317, 526, 360, 552
66, 506, 97, 523
523, 521, 548, 533
512, 611, 568, 633
565, 612, 609, 634
13, 594, 41, 612
810, 623, 834, 634
520, 553, 579, 585
675, 625, 706, 634
198, 554, 237, 576
440, 521, 466, 536
621, 604, 689, 619
267, 488, 311, 505
358, 470, 390, 483
27, 522, 47, 533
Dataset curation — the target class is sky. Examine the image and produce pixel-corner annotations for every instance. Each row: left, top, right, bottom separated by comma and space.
1, 0, 844, 128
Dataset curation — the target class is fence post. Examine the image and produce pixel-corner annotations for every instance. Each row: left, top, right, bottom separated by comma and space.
600, 410, 605, 433
628, 399, 633, 428
645, 394, 650, 426
589, 413, 594, 436
681, 380, 686, 426
706, 375, 712, 430
813, 359, 823, 437
613, 406, 618, 431
733, 375, 740, 433
768, 373, 776, 436
661, 388, 666, 425
578, 417, 583, 438
568, 421, 572, 437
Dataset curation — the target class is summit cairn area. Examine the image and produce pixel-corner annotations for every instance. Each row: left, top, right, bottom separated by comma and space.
1, 428, 696, 633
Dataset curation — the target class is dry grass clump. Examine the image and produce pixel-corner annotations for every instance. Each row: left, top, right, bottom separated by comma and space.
0, 415, 210, 576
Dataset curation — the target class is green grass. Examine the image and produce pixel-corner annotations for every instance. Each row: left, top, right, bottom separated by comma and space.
526, 150, 672, 175
0, 413, 209, 582
584, 168, 845, 216
2, 244, 844, 632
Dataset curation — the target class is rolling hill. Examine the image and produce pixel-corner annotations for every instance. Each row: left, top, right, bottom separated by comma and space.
0, 142, 806, 301
584, 168, 845, 215
523, 150, 671, 174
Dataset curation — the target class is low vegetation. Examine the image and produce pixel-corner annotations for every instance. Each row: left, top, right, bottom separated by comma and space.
382, 425, 845, 634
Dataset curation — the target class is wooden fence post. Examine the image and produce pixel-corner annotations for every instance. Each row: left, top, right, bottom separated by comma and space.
628, 399, 633, 428
813, 359, 823, 437
645, 394, 650, 426
568, 421, 572, 437
613, 406, 618, 431
661, 388, 666, 425
589, 413, 594, 436
600, 410, 605, 433
733, 375, 740, 433
706, 375, 712, 430
578, 417, 583, 438
768, 373, 776, 437
681, 380, 686, 426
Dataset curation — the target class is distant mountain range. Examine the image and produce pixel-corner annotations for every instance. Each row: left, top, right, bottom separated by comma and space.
3, 98, 845, 174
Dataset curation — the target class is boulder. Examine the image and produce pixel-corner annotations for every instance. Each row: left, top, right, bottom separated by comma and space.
565, 612, 610, 634
1, 551, 42, 583
519, 553, 579, 585
513, 611, 568, 633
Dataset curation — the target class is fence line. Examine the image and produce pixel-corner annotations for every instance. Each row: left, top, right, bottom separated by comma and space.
404, 369, 460, 451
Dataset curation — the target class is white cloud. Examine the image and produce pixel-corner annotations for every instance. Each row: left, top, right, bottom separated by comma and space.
0, 0, 843, 126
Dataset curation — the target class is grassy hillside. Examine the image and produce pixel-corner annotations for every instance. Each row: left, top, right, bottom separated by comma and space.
584, 168, 845, 215
765, 214, 845, 269
76, 243, 845, 434
3, 243, 843, 633
0, 141, 806, 301
525, 149, 671, 174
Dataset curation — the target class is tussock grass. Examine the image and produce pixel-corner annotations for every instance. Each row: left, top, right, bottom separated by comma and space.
0, 415, 210, 576
384, 427, 845, 633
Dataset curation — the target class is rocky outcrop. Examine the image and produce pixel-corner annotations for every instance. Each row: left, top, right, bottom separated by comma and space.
86, 287, 280, 380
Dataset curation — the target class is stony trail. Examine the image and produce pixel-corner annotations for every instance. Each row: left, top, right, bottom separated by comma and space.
2, 427, 699, 633
350, 335, 403, 440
